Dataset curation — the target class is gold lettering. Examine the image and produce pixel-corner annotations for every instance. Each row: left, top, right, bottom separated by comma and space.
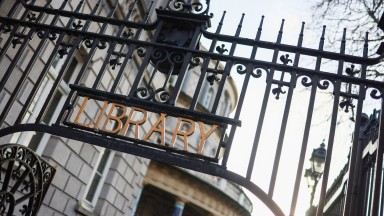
74, 97, 93, 127
101, 103, 127, 134
170, 117, 195, 151
72, 97, 221, 155
197, 122, 218, 154
93, 100, 109, 129
120, 107, 147, 138
144, 113, 167, 145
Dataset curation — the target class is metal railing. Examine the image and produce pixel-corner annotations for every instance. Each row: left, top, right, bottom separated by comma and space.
0, 0, 384, 215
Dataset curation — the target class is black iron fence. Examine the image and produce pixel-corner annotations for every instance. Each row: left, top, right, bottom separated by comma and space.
1, 0, 384, 215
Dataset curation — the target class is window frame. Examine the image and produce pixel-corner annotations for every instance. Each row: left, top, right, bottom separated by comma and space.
81, 148, 116, 211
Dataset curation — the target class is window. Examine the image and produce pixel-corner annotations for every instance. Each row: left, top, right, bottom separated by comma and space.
222, 93, 231, 117
82, 148, 115, 210
202, 88, 214, 109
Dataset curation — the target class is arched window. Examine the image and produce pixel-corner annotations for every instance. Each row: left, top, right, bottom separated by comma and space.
203, 88, 214, 109
221, 92, 231, 117
223, 95, 232, 117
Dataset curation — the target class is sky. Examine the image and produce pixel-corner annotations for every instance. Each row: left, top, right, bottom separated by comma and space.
199, 0, 378, 215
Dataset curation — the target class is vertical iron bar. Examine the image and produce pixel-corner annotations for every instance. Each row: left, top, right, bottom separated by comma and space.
91, 0, 139, 89
268, 21, 304, 197
211, 13, 244, 114
316, 81, 341, 216
246, 19, 285, 180
0, 0, 33, 40
56, 0, 129, 124
221, 16, 264, 168
189, 11, 226, 110
317, 28, 347, 216
167, 26, 202, 105
345, 72, 366, 216
188, 56, 210, 110
290, 25, 325, 216
379, 165, 384, 216
36, 0, 103, 123
361, 164, 371, 215
0, 0, 22, 35
0, 0, 66, 126
214, 124, 227, 159
128, 21, 165, 98
0, 0, 40, 92
110, 1, 154, 93
15, 0, 86, 124
370, 99, 384, 216
367, 167, 374, 215
345, 32, 368, 216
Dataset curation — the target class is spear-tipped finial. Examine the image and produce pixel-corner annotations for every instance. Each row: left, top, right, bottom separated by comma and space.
215, 11, 226, 34
235, 13, 245, 36
219, 11, 226, 26
279, 19, 285, 33
297, 22, 305, 47
276, 19, 285, 43
321, 25, 326, 40
341, 28, 347, 44
299, 22, 305, 36
258, 16, 265, 32
318, 25, 326, 50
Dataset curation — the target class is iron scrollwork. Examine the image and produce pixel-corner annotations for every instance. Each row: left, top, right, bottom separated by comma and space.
189, 54, 203, 67
272, 54, 293, 99
251, 66, 268, 78
340, 65, 359, 113
0, 144, 56, 216
299, 75, 313, 87
205, 44, 229, 85
134, 86, 170, 103
165, 0, 211, 15
1, 23, 13, 33
369, 88, 383, 100
318, 78, 331, 90
235, 63, 268, 78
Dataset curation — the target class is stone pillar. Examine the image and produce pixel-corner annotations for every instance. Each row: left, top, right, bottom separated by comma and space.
171, 199, 185, 216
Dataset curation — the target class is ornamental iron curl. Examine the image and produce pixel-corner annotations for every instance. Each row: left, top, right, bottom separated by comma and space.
165, 0, 211, 15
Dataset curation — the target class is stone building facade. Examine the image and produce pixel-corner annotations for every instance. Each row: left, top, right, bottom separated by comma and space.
0, 0, 252, 215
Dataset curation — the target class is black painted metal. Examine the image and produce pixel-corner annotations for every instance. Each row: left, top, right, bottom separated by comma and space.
1, 0, 384, 215
0, 144, 56, 216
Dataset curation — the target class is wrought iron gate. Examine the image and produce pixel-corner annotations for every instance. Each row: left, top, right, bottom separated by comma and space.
0, 0, 384, 215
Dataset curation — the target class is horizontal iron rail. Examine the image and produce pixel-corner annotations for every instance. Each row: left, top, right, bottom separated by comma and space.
16, 0, 159, 30
2, 6, 384, 66
70, 84, 240, 126
1, 17, 384, 90
201, 29, 384, 65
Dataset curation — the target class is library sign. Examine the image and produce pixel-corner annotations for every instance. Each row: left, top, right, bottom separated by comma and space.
64, 95, 224, 159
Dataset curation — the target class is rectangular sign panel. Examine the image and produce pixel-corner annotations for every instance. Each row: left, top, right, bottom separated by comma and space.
64, 92, 227, 161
